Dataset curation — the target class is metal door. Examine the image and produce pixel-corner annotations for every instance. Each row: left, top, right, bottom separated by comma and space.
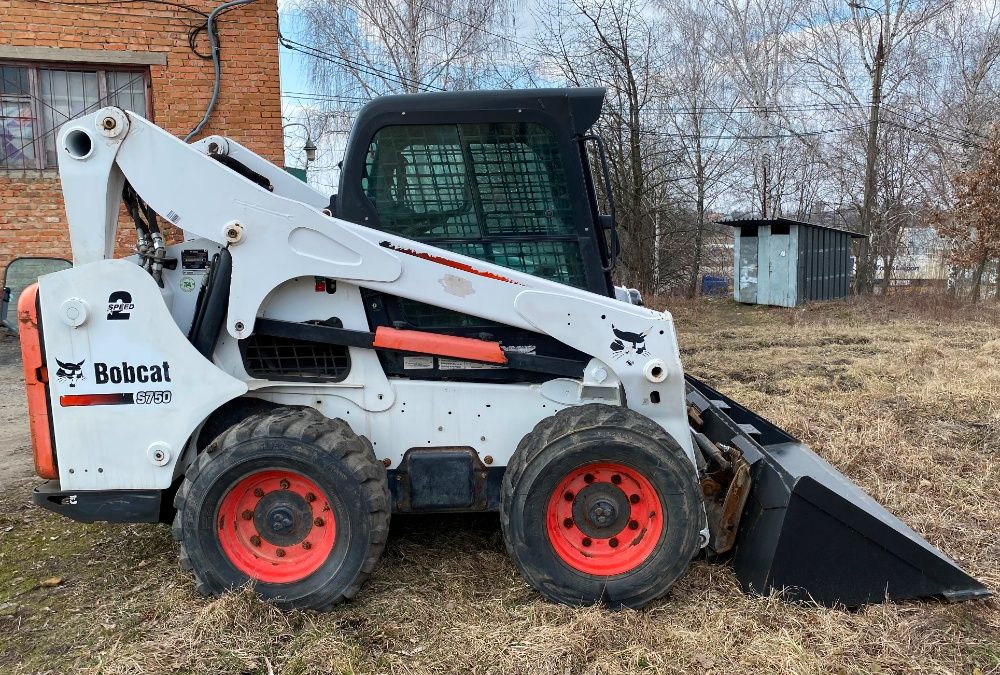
766, 230, 793, 307
737, 236, 758, 303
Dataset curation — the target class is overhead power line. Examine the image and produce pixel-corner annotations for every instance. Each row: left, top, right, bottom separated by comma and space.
640, 121, 869, 141
279, 32, 447, 93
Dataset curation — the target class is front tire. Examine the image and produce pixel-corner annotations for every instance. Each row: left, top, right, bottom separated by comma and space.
172, 406, 390, 610
500, 403, 703, 609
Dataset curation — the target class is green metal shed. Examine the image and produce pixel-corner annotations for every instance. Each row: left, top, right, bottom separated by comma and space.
725, 218, 866, 307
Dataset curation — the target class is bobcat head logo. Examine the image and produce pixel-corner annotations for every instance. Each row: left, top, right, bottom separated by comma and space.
609, 325, 651, 366
55, 359, 86, 387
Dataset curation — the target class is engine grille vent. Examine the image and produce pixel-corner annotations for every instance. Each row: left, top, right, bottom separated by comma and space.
242, 334, 350, 381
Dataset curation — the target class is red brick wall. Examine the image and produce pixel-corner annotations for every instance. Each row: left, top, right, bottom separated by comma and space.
0, 0, 283, 277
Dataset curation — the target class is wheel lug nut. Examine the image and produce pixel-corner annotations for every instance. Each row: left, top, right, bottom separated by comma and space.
611, 474, 622, 484
629, 494, 640, 504
279, 479, 290, 489
250, 535, 261, 546
303, 541, 312, 550
582, 537, 592, 547
629, 519, 639, 530
241, 510, 253, 521
563, 517, 573, 528
609, 537, 619, 548
253, 488, 264, 498
305, 492, 316, 503
583, 473, 594, 484
314, 517, 324, 527
563, 491, 574, 502
275, 548, 286, 558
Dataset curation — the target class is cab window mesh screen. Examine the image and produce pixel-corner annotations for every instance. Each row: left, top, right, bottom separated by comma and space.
363, 122, 586, 291
481, 241, 586, 287
463, 123, 574, 236
364, 125, 476, 239
393, 239, 584, 327
397, 299, 490, 328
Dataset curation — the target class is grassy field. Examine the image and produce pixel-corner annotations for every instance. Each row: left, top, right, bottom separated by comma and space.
0, 296, 997, 674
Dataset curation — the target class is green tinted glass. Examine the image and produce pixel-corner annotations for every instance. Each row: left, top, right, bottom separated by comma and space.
363, 122, 585, 291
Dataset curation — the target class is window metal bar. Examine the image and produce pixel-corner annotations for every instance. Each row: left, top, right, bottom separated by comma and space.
0, 62, 147, 170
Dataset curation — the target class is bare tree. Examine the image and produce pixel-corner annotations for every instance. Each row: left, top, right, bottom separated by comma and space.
293, 0, 517, 98
922, 0, 1000, 196
535, 0, 675, 293
798, 0, 949, 292
934, 125, 1000, 303
657, 0, 740, 296
712, 0, 807, 217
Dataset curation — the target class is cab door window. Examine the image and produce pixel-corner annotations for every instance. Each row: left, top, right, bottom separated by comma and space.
363, 122, 585, 288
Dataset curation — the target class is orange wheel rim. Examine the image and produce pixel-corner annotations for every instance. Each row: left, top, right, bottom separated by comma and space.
217, 469, 336, 584
546, 462, 663, 576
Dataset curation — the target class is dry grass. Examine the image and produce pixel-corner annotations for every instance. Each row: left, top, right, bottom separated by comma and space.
1, 296, 998, 674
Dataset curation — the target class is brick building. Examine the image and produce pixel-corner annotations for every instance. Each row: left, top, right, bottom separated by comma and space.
0, 0, 283, 278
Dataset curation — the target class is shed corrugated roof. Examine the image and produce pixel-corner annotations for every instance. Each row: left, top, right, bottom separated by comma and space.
721, 217, 867, 238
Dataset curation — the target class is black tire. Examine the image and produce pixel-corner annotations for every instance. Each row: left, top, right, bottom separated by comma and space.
500, 403, 703, 609
171, 406, 390, 610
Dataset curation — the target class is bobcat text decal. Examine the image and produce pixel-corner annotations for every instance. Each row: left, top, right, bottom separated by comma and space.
94, 360, 172, 384
58, 360, 174, 407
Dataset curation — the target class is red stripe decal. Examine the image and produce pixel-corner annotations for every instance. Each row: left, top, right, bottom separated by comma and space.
60, 393, 133, 407
379, 241, 525, 285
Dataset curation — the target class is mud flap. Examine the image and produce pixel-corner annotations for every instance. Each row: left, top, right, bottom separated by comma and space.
687, 375, 989, 607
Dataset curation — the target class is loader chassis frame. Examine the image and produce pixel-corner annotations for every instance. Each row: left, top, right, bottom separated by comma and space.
37, 107, 694, 515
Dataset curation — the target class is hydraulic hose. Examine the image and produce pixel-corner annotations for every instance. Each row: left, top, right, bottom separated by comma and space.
184, 0, 257, 142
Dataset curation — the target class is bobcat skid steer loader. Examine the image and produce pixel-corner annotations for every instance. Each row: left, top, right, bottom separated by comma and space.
17, 89, 987, 610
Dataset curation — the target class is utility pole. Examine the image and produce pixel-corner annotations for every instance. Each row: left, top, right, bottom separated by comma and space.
852, 2, 885, 294
653, 208, 660, 294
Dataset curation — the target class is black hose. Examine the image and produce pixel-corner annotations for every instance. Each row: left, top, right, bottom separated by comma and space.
184, 0, 257, 142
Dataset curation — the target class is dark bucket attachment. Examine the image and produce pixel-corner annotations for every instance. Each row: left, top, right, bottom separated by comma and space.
687, 376, 990, 607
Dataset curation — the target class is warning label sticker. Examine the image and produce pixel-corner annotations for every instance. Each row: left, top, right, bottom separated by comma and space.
438, 358, 505, 370
402, 356, 434, 369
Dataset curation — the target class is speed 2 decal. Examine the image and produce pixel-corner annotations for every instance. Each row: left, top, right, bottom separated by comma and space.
107, 291, 134, 320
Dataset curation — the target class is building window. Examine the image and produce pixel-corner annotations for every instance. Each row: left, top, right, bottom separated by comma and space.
1, 63, 148, 171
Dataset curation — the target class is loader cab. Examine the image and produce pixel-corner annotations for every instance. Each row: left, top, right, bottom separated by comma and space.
331, 88, 615, 381
335, 88, 616, 301
331, 89, 618, 380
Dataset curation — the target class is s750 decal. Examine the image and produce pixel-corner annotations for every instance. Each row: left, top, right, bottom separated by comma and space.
60, 390, 172, 407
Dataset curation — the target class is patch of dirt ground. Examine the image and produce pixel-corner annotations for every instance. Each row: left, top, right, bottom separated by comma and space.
0, 296, 997, 674
0, 331, 34, 484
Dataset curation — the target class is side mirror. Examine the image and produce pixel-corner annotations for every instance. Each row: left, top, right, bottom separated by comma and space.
2, 257, 72, 332
0, 286, 10, 328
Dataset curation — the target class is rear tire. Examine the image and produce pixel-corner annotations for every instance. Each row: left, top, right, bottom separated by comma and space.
500, 403, 702, 609
171, 406, 390, 610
